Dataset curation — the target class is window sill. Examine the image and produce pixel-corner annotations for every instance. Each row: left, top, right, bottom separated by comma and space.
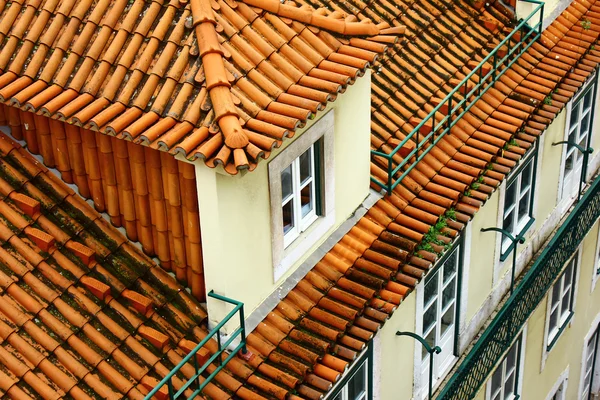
546, 312, 574, 351
274, 212, 335, 282
500, 217, 536, 262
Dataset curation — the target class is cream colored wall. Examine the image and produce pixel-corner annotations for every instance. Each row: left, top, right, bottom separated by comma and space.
516, 0, 569, 22
519, 222, 600, 400
195, 71, 372, 328
466, 190, 500, 322
374, 293, 417, 400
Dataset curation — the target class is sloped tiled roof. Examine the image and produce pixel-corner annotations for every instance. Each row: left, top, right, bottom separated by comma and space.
204, 1, 600, 399
0, 0, 402, 173
0, 131, 235, 399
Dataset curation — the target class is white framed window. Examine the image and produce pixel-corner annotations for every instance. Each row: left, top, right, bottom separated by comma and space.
486, 335, 523, 400
269, 111, 335, 281
329, 348, 370, 400
281, 143, 320, 247
549, 378, 567, 400
501, 149, 536, 258
547, 251, 579, 350
593, 227, 600, 292
580, 326, 600, 400
560, 77, 596, 202
416, 244, 461, 398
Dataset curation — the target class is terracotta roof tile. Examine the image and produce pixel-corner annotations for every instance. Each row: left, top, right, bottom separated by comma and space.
226, 1, 600, 398
0, 131, 280, 398
0, 0, 401, 174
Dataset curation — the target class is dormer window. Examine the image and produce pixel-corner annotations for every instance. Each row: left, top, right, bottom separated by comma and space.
269, 111, 335, 281
282, 143, 321, 247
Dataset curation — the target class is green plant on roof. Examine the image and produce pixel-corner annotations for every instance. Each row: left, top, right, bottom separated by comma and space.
582, 19, 592, 30
471, 182, 480, 190
509, 138, 519, 147
543, 95, 553, 105
477, 175, 485, 183
464, 189, 472, 197
446, 208, 457, 221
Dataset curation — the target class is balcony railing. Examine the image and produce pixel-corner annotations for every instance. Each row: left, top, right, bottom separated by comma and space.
371, 0, 544, 195
144, 291, 247, 400
436, 174, 600, 399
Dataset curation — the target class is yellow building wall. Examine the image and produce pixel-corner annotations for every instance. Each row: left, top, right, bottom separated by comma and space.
194, 71, 373, 327
520, 222, 600, 400
466, 190, 500, 323
375, 293, 417, 400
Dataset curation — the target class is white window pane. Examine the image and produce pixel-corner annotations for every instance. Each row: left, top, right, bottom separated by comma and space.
441, 303, 455, 337
423, 302, 438, 334
518, 195, 529, 222
299, 148, 312, 184
423, 327, 437, 359
503, 210, 514, 234
491, 367, 503, 395
281, 164, 293, 200
300, 184, 313, 218
424, 275, 438, 306
442, 281, 456, 309
282, 201, 294, 234
503, 372, 516, 400
348, 363, 367, 400
505, 181, 517, 209
551, 283, 561, 307
443, 252, 458, 283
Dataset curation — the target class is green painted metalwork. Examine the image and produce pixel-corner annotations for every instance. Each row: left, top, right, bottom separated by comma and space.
370, 0, 544, 194
481, 227, 526, 293
436, 173, 600, 399
144, 291, 247, 400
397, 331, 441, 400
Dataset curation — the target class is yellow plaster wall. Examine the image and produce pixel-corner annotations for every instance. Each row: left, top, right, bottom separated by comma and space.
376, 293, 417, 400
471, 222, 600, 400
466, 190, 500, 322
520, 222, 600, 400
195, 71, 373, 327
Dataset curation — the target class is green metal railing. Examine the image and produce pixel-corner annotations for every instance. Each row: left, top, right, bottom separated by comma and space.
371, 0, 544, 194
144, 291, 247, 400
436, 173, 600, 399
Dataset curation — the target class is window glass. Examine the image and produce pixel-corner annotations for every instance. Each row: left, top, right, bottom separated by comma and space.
561, 80, 596, 200
332, 358, 368, 400
419, 246, 461, 397
548, 252, 578, 348
281, 143, 320, 247
487, 337, 522, 400
502, 151, 536, 253
581, 329, 598, 399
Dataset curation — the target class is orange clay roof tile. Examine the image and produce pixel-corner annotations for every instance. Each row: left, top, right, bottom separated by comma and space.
0, 0, 402, 174
220, 1, 600, 399
0, 131, 303, 399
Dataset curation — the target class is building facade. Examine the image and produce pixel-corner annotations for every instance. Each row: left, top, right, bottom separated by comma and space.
0, 0, 600, 399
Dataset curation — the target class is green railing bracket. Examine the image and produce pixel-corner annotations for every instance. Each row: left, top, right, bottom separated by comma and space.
397, 331, 442, 400
144, 291, 247, 400
436, 173, 600, 399
371, 0, 544, 195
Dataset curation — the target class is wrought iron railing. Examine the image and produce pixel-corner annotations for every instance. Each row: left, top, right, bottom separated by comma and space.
144, 291, 247, 400
371, 0, 544, 194
436, 174, 600, 399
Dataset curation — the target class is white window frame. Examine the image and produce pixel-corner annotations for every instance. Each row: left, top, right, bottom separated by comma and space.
280, 144, 319, 248
545, 367, 569, 400
500, 147, 537, 259
545, 249, 580, 352
486, 332, 526, 400
414, 243, 462, 399
580, 325, 600, 400
327, 347, 371, 400
558, 76, 597, 207
592, 224, 600, 292
269, 111, 335, 281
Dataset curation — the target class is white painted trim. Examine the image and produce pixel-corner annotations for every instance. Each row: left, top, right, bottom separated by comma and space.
557, 74, 598, 211
591, 224, 600, 293
413, 243, 464, 399
269, 111, 336, 281
578, 312, 600, 400
485, 324, 527, 400
544, 366, 570, 400
493, 145, 540, 286
541, 248, 582, 370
